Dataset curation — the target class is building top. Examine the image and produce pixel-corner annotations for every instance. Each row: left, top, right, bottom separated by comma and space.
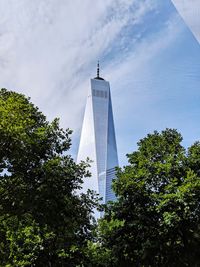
94, 61, 105, 80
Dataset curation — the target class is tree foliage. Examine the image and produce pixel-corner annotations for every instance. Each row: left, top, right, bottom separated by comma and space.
97, 129, 200, 267
0, 88, 97, 266
1, 88, 200, 266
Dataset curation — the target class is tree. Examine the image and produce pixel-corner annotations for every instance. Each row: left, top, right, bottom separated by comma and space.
97, 129, 200, 267
0, 88, 97, 266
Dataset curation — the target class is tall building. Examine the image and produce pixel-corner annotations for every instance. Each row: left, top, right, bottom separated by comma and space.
77, 63, 118, 214
171, 0, 200, 44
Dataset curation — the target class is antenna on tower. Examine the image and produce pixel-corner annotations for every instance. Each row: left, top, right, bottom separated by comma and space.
97, 61, 100, 78
94, 60, 104, 80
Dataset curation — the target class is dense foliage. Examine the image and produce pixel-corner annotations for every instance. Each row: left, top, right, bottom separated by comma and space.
96, 129, 200, 267
1, 88, 200, 266
0, 88, 97, 266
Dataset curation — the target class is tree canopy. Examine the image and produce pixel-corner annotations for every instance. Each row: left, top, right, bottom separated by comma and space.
1, 88, 200, 267
0, 88, 97, 266
96, 129, 200, 267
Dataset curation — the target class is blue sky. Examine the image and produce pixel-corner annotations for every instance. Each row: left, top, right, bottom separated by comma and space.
0, 0, 199, 166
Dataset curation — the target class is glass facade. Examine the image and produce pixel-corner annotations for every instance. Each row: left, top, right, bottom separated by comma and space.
77, 77, 118, 217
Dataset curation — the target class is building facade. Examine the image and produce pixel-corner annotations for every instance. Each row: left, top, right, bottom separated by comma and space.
77, 64, 118, 215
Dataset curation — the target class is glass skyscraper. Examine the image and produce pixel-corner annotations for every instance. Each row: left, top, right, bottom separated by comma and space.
172, 0, 200, 44
77, 63, 118, 216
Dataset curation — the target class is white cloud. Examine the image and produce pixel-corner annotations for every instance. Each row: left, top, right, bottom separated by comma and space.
0, 1, 189, 164
106, 14, 183, 83
103, 14, 185, 165
0, 0, 156, 130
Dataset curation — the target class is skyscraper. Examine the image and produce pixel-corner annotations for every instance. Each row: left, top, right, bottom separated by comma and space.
77, 63, 118, 215
171, 0, 200, 44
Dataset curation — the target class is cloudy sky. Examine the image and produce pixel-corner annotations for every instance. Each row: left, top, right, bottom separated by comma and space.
0, 0, 200, 166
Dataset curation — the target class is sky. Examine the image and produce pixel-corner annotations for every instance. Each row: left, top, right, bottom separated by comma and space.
0, 0, 200, 166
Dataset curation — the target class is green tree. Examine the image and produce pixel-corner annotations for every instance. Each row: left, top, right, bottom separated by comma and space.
97, 129, 200, 267
0, 88, 97, 266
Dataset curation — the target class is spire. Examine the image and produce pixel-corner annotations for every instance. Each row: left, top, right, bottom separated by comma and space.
97, 61, 100, 78
94, 61, 104, 80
